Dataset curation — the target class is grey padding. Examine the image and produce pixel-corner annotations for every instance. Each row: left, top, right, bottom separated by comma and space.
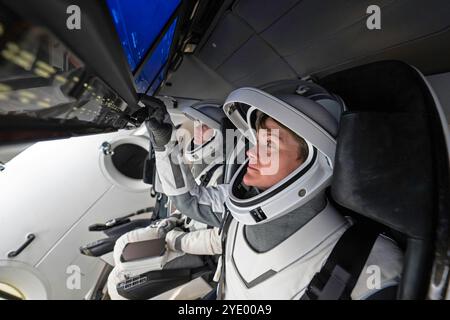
159, 56, 234, 101
260, 0, 394, 57
164, 0, 450, 101
175, 233, 189, 251
233, 0, 300, 33
162, 254, 205, 270
266, 0, 450, 76
169, 157, 186, 189
217, 35, 297, 86
230, 265, 277, 289
198, 11, 254, 70
244, 192, 326, 253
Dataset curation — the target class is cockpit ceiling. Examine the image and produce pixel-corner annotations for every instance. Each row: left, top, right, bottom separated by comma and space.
161, 0, 450, 100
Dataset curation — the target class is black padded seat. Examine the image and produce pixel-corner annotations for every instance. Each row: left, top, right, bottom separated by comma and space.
319, 60, 450, 299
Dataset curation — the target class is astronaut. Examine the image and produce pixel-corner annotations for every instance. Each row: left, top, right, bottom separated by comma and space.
147, 80, 403, 300
107, 101, 229, 300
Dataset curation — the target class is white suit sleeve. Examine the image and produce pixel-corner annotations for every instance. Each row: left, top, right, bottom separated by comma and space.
155, 138, 229, 228
166, 228, 222, 255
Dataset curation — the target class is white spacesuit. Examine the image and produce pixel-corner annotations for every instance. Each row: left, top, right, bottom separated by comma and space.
151, 80, 403, 300
106, 102, 229, 300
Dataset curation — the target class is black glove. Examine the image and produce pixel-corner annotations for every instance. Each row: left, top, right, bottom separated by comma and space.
140, 96, 174, 150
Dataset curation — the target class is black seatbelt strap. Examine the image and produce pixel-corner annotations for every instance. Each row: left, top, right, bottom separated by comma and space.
199, 164, 222, 187
88, 207, 154, 232
200, 164, 222, 231
143, 141, 155, 185
217, 205, 234, 300
301, 222, 379, 300
154, 192, 169, 219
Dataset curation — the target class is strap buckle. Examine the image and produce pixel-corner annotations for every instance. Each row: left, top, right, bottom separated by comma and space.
303, 265, 352, 300
303, 272, 326, 300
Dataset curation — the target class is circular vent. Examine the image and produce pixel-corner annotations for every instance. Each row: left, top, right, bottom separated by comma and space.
99, 135, 150, 191
111, 143, 147, 180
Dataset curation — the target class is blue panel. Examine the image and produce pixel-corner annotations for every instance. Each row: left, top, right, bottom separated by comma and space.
107, 0, 180, 72
134, 19, 177, 94
147, 68, 166, 96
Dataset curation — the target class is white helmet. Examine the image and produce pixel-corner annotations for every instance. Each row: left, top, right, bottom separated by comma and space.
223, 80, 345, 225
182, 102, 227, 165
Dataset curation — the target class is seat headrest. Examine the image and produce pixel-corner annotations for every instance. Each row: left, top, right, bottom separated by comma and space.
322, 61, 439, 239
331, 112, 434, 239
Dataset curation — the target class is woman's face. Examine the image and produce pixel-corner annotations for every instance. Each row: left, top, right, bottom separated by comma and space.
243, 117, 304, 191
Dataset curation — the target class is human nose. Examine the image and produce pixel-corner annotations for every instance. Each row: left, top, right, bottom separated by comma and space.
247, 146, 258, 163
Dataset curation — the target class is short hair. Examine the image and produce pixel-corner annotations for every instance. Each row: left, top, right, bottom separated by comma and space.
256, 112, 309, 162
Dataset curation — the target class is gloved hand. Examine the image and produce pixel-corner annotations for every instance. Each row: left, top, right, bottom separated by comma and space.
150, 214, 184, 237
140, 95, 174, 150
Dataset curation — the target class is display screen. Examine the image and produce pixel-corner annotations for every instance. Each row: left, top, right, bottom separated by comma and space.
106, 0, 181, 72
134, 18, 178, 94
0, 15, 130, 143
